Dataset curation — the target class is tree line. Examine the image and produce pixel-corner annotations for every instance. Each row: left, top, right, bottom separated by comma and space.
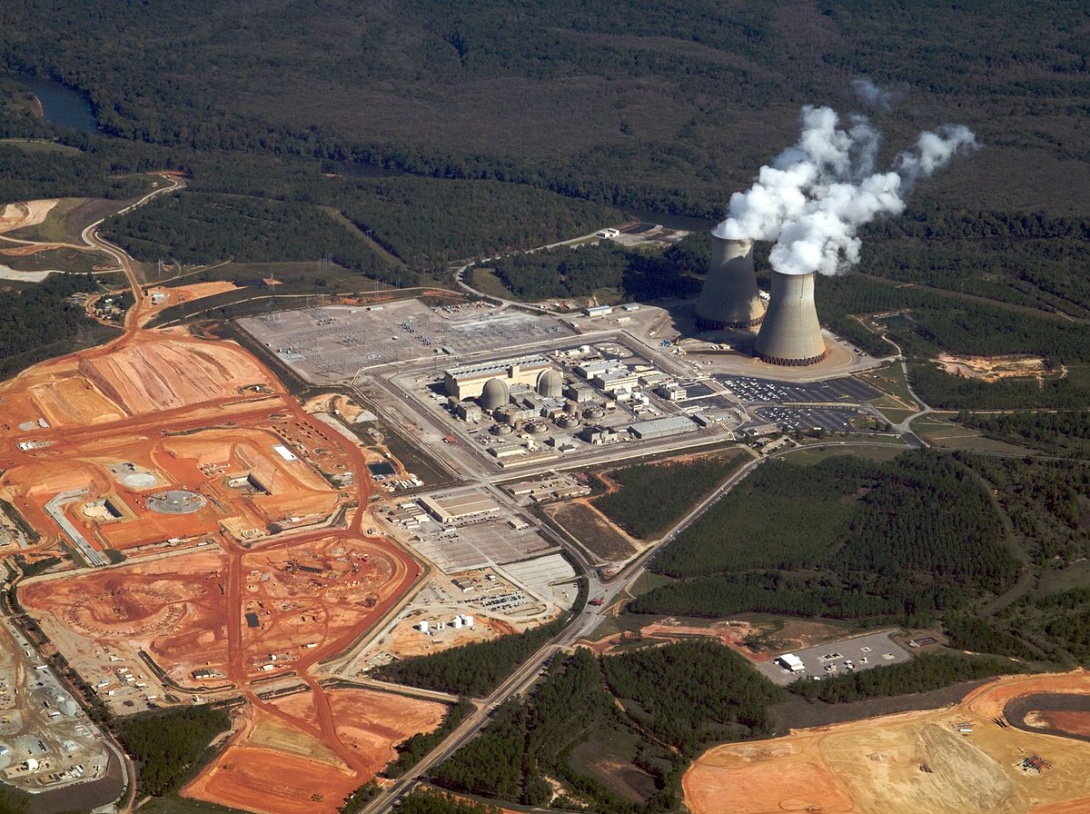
635, 452, 1020, 627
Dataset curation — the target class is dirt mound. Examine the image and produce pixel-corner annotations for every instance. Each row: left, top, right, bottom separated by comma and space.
0, 200, 58, 233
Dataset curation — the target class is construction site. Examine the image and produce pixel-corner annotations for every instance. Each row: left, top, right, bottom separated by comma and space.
683, 671, 1090, 814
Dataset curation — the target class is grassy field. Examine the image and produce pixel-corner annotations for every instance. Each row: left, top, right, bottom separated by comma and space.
911, 417, 1036, 454
782, 444, 908, 466
467, 267, 514, 300
546, 502, 637, 563
0, 246, 101, 275
0, 138, 82, 156
1035, 562, 1090, 599
864, 364, 919, 411
138, 797, 245, 814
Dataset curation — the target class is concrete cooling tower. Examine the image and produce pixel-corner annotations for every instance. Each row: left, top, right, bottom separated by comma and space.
694, 232, 764, 329
754, 271, 827, 366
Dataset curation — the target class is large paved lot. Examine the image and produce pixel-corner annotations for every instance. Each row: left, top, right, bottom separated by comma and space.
716, 375, 880, 404
238, 300, 574, 383
758, 630, 912, 686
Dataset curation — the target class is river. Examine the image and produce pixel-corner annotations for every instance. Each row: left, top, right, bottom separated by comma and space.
4, 72, 98, 134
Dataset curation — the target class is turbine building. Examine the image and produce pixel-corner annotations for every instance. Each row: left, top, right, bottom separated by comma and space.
694, 230, 764, 329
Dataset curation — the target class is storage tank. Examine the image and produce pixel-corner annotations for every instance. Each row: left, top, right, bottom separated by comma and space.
479, 377, 510, 411
536, 369, 563, 399
754, 271, 827, 366
694, 232, 765, 329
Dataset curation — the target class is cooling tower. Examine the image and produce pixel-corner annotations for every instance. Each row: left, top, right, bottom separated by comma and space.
479, 378, 510, 411
694, 232, 764, 329
754, 271, 827, 366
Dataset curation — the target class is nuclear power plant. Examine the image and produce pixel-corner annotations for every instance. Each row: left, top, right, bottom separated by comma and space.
694, 231, 764, 329
754, 271, 827, 366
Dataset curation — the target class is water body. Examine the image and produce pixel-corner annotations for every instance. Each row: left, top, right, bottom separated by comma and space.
4, 72, 98, 134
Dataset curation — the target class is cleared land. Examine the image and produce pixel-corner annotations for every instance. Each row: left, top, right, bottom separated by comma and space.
684, 671, 1090, 814
184, 688, 446, 814
1, 312, 427, 808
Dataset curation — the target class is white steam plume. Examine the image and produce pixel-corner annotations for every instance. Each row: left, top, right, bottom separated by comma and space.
851, 77, 899, 112
717, 105, 978, 276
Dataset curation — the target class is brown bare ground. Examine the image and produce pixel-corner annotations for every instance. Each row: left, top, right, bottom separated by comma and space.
1040, 711, 1090, 738
935, 352, 1061, 384
684, 671, 1090, 814
183, 737, 357, 814
139, 282, 241, 326
328, 688, 447, 777
185, 688, 446, 814
0, 200, 58, 233
0, 242, 67, 255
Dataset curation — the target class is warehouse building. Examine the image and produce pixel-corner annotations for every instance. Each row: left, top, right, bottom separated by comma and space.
627, 415, 698, 440
417, 491, 503, 525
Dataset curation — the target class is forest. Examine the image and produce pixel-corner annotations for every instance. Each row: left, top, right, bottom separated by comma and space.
593, 451, 747, 539
485, 238, 703, 303
635, 452, 1020, 627
112, 705, 231, 797
371, 617, 567, 697
0, 272, 109, 380
957, 410, 1090, 456
430, 643, 779, 813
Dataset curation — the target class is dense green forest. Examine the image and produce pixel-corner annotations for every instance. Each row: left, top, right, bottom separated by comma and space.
0, 272, 110, 380
957, 410, 1090, 456
593, 451, 747, 538
113, 705, 231, 797
393, 789, 500, 814
790, 654, 1017, 704
0, 0, 1088, 410
371, 617, 567, 697
485, 238, 703, 302
99, 192, 397, 281
635, 452, 1019, 626
432, 644, 779, 812
631, 451, 1090, 665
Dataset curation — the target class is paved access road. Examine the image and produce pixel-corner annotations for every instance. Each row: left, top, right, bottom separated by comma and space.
358, 453, 764, 814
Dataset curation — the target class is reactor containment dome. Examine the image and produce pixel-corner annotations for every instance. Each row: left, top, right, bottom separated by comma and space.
479, 377, 511, 411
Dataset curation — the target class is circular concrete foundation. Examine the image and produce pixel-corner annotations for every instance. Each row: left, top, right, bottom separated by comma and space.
146, 490, 206, 514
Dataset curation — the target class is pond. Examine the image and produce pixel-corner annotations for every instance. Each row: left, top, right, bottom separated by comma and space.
5, 72, 98, 133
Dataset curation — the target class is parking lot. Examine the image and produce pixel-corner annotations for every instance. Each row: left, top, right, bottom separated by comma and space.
750, 405, 870, 434
716, 375, 880, 404
758, 630, 914, 686
406, 519, 557, 573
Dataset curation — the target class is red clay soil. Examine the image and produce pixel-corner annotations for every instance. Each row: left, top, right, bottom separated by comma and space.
2, 324, 427, 812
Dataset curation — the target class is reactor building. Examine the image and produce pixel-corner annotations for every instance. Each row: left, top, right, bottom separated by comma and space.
694, 229, 765, 330
754, 270, 827, 366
